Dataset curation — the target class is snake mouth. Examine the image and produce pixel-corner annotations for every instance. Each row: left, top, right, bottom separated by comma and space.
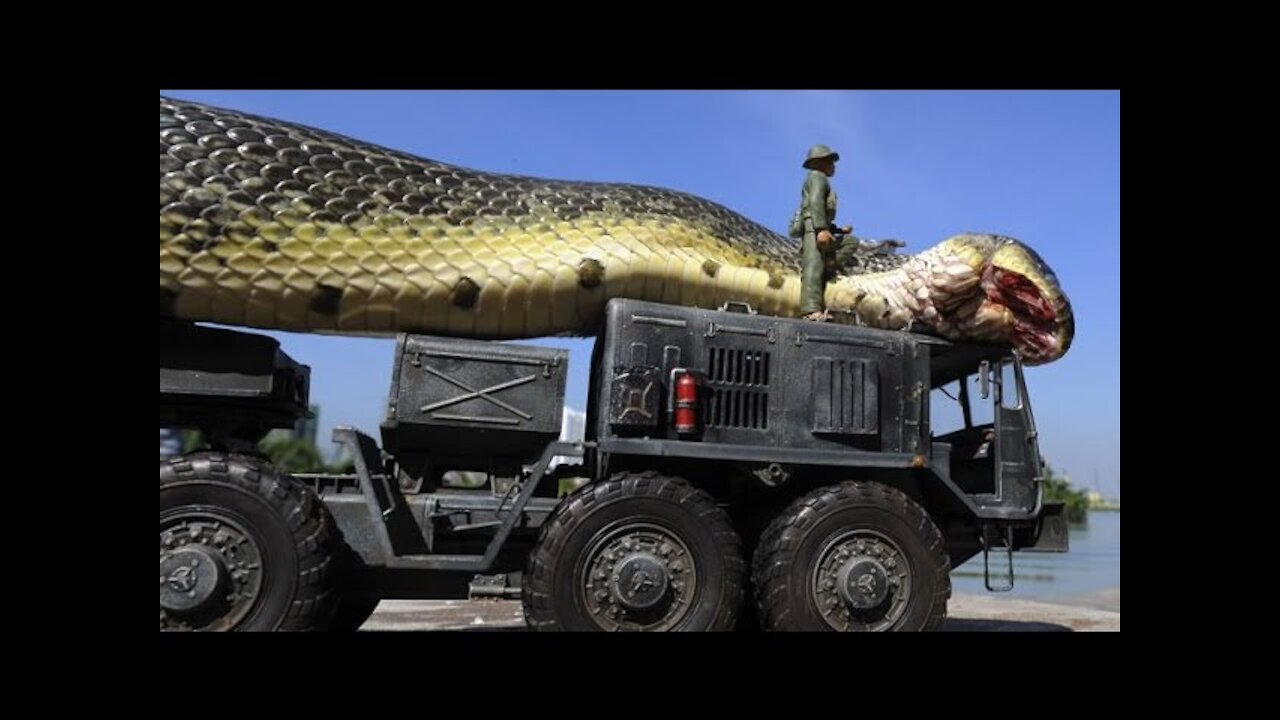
982, 263, 1074, 364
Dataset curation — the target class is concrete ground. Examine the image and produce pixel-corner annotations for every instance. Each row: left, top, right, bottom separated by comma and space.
1055, 587, 1120, 613
359, 590, 1120, 632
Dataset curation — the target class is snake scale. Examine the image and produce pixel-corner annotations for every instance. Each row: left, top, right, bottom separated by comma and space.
159, 96, 1074, 363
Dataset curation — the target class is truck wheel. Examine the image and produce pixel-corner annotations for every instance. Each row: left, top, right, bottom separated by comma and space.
523, 471, 744, 631
160, 452, 336, 631
752, 481, 950, 632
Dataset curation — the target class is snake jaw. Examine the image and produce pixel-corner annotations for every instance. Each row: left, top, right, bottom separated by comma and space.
984, 238, 1074, 364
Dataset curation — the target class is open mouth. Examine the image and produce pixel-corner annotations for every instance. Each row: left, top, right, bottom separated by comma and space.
982, 264, 1072, 362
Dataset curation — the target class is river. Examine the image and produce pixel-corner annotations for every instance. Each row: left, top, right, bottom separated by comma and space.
951, 510, 1120, 607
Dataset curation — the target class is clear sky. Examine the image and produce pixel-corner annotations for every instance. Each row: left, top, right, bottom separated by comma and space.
161, 90, 1120, 497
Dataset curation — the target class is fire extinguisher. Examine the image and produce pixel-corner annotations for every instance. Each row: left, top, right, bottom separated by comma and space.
673, 370, 698, 435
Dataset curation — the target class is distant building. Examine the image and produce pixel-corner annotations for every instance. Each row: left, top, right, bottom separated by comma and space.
552, 408, 587, 469
561, 407, 586, 443
1087, 490, 1120, 511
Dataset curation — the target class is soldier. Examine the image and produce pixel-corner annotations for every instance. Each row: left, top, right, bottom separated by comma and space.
791, 144, 852, 321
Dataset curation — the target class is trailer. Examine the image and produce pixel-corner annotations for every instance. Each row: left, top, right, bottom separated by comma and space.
159, 298, 1067, 632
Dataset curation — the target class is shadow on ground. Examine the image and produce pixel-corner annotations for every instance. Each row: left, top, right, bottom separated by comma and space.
940, 618, 1072, 632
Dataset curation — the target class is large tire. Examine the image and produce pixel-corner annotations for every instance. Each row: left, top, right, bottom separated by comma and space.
752, 481, 950, 632
159, 452, 336, 631
523, 471, 744, 631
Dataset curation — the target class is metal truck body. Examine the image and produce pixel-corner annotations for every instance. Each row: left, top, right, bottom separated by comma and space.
159, 298, 1066, 632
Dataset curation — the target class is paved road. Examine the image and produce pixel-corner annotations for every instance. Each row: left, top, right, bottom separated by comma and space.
360, 591, 1120, 632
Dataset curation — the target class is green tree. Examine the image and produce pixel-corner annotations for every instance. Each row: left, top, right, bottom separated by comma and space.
180, 429, 207, 454
170, 428, 348, 475
1041, 464, 1090, 525
327, 456, 355, 474
260, 434, 327, 474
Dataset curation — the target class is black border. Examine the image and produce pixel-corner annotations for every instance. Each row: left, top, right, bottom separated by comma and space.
159, 33, 1122, 91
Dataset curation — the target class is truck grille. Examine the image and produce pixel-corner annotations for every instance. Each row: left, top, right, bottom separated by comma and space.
704, 348, 770, 430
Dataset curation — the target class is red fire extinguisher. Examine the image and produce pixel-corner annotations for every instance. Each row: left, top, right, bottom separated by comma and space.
673, 370, 698, 435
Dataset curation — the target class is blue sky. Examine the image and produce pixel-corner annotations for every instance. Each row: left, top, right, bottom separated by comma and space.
162, 90, 1120, 497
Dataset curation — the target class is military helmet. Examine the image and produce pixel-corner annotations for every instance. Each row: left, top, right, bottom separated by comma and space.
802, 144, 840, 169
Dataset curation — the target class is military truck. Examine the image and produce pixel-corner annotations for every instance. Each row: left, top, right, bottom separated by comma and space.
159, 298, 1067, 632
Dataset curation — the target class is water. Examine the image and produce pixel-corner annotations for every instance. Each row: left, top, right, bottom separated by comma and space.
950, 511, 1120, 603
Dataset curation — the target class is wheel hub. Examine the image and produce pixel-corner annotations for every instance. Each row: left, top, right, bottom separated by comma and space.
159, 514, 264, 631
610, 552, 670, 611
836, 557, 889, 609
159, 546, 226, 613
812, 530, 912, 631
581, 523, 696, 631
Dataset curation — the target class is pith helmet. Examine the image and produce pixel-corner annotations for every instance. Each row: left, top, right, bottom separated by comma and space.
802, 144, 840, 169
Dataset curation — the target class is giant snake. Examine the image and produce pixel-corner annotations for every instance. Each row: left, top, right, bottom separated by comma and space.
159, 96, 1074, 364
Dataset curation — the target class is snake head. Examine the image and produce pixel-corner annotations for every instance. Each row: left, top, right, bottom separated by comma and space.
980, 236, 1075, 364
824, 234, 1074, 364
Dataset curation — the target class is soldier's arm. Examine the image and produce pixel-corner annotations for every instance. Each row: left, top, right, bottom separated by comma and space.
804, 172, 831, 230
834, 235, 862, 266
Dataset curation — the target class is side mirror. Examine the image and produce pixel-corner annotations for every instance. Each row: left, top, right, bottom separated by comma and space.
978, 361, 990, 399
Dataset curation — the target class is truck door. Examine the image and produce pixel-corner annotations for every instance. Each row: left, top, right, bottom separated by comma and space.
993, 354, 1042, 516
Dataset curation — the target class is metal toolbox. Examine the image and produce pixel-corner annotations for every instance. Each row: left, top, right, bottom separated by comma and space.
380, 333, 568, 462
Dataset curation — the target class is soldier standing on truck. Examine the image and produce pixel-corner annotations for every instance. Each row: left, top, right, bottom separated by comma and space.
790, 145, 853, 322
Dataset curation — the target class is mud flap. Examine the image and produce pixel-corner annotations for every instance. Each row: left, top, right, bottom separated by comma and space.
1014, 502, 1070, 553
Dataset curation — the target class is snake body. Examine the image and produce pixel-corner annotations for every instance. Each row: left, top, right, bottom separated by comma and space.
159, 97, 1073, 363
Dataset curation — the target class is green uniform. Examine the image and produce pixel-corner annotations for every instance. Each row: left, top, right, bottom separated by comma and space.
799, 169, 838, 314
